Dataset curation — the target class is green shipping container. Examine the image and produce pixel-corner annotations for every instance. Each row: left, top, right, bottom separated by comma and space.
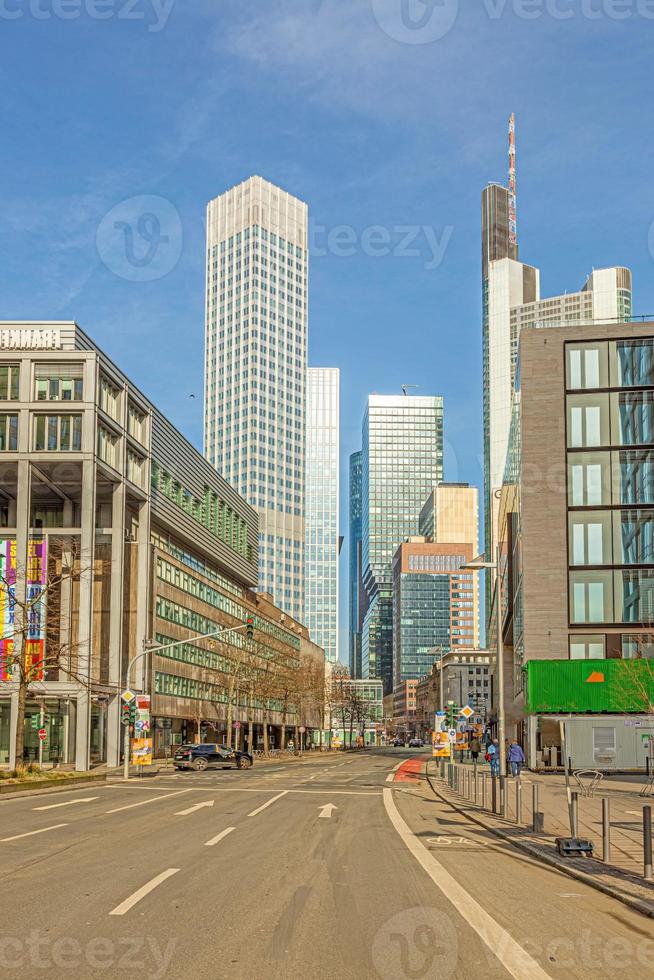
524, 659, 654, 714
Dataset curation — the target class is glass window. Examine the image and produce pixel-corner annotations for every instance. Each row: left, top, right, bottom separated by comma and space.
569, 634, 606, 659
612, 391, 654, 446
567, 395, 609, 448
97, 426, 119, 469
568, 452, 611, 507
613, 450, 654, 506
34, 372, 83, 402
0, 414, 18, 451
614, 338, 654, 388
569, 572, 613, 624
615, 570, 654, 624
566, 343, 607, 390
622, 634, 654, 659
34, 415, 82, 452
613, 510, 654, 565
568, 512, 612, 565
0, 365, 20, 400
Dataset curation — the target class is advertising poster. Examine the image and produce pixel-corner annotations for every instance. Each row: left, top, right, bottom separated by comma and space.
432, 730, 451, 758
132, 738, 154, 766
0, 539, 47, 682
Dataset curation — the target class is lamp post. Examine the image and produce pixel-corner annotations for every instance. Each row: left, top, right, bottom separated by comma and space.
122, 622, 251, 781
461, 545, 507, 817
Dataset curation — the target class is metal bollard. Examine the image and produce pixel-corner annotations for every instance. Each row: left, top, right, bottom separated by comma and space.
491, 775, 497, 814
516, 780, 522, 825
571, 791, 579, 839
602, 798, 611, 863
482, 773, 486, 810
500, 775, 507, 818
532, 783, 544, 833
474, 771, 478, 805
644, 806, 653, 881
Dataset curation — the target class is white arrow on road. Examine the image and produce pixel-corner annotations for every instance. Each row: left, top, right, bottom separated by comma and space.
33, 797, 99, 811
175, 800, 215, 816
318, 803, 337, 819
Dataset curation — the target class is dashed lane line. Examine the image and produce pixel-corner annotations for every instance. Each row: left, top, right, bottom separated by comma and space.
106, 790, 192, 814
247, 791, 289, 817
109, 868, 180, 916
205, 826, 236, 847
1, 824, 68, 842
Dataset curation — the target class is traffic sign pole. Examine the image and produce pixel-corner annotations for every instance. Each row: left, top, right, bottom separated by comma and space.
38, 702, 45, 768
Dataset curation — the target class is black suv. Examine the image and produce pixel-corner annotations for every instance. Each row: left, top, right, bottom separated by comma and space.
174, 744, 253, 772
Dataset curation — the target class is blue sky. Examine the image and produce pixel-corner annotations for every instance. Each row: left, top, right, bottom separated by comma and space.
4, 0, 654, 654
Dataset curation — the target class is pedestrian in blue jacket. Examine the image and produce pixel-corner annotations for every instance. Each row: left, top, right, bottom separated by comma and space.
508, 740, 525, 777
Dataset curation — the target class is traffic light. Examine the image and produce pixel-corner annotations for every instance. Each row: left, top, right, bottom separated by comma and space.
121, 702, 137, 727
446, 701, 459, 728
246, 615, 254, 641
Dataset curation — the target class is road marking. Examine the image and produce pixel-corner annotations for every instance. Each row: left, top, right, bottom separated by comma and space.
33, 797, 99, 811
383, 788, 550, 980
386, 759, 405, 783
106, 790, 192, 814
109, 868, 180, 916
175, 800, 215, 816
427, 835, 484, 847
248, 791, 289, 817
1, 824, 68, 842
205, 826, 236, 847
318, 803, 337, 819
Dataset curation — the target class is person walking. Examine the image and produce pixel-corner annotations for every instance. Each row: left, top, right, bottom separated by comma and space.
508, 739, 526, 777
470, 736, 482, 766
486, 739, 500, 777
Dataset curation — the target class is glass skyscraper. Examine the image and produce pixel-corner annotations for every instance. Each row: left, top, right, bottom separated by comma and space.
361, 395, 444, 692
349, 451, 363, 677
305, 367, 340, 663
204, 176, 308, 620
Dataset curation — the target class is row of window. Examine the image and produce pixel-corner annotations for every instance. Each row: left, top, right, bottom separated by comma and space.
566, 339, 654, 391
570, 569, 654, 624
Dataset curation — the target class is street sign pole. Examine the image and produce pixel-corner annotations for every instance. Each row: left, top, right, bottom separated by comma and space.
38, 701, 45, 768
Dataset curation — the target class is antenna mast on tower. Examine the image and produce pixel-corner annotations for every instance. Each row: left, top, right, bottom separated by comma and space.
508, 112, 517, 248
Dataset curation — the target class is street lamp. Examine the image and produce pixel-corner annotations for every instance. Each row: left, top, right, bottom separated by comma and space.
461, 546, 507, 817
121, 622, 251, 781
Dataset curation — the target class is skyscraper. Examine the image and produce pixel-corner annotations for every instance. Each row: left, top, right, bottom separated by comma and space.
349, 451, 363, 677
204, 176, 308, 620
361, 395, 444, 692
305, 367, 340, 664
482, 119, 632, 600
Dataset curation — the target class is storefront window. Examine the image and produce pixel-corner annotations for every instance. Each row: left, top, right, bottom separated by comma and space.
0, 701, 11, 764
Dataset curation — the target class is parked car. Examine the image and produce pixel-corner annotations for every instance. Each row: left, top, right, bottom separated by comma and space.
174, 743, 253, 771
392, 738, 405, 747
408, 738, 423, 748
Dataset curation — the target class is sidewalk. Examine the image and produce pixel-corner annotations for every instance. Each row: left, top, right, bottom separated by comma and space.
427, 759, 654, 917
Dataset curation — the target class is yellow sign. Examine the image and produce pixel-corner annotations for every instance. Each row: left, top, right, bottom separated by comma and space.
432, 731, 451, 758
132, 738, 153, 766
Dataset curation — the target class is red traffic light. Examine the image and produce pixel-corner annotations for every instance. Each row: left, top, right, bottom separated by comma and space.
246, 616, 254, 640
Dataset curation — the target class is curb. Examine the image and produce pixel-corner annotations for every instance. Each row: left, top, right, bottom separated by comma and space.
0, 773, 107, 801
425, 766, 654, 920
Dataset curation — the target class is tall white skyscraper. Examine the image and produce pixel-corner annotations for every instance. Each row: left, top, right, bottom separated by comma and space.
204, 176, 308, 620
305, 368, 340, 663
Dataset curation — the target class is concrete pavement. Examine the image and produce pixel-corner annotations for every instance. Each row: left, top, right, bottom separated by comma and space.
0, 749, 652, 978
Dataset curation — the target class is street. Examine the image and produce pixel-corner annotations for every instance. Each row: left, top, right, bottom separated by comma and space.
1, 749, 652, 979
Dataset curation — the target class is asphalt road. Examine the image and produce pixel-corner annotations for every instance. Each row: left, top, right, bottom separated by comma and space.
0, 749, 652, 979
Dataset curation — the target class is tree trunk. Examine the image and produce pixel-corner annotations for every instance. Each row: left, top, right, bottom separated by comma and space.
14, 674, 28, 771
247, 684, 253, 754
263, 711, 269, 756
281, 695, 288, 751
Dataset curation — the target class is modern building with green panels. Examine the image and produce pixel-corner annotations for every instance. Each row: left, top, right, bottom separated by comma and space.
360, 394, 443, 693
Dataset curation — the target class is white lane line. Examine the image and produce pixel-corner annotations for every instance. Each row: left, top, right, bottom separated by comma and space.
106, 790, 192, 814
1, 824, 68, 842
386, 759, 405, 783
175, 801, 215, 816
382, 788, 551, 980
34, 797, 99, 811
205, 826, 236, 847
247, 790, 289, 817
109, 868, 180, 916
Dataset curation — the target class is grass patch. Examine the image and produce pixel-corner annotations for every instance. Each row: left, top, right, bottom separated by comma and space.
0, 766, 82, 785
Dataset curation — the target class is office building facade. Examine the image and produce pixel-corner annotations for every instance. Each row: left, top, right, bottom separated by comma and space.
349, 451, 363, 677
361, 395, 444, 692
496, 320, 654, 768
204, 176, 308, 620
0, 322, 323, 770
305, 367, 340, 664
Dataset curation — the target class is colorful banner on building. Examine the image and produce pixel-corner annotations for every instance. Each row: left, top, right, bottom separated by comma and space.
0, 539, 47, 682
